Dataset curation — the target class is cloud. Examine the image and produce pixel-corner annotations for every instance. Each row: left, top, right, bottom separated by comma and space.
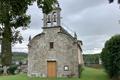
13, 0, 120, 54
62, 3, 120, 36
59, 0, 107, 15
12, 28, 42, 53
12, 41, 28, 52
27, 3, 43, 29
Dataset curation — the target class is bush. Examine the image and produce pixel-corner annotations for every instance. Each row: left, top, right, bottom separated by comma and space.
7, 65, 18, 75
0, 68, 3, 75
78, 64, 84, 78
101, 35, 120, 80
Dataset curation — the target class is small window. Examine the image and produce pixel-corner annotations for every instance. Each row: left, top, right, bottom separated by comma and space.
64, 65, 69, 71
50, 42, 54, 49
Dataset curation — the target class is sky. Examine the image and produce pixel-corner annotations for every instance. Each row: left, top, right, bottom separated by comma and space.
12, 0, 120, 54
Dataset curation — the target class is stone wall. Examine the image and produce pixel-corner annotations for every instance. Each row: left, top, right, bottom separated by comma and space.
28, 27, 83, 77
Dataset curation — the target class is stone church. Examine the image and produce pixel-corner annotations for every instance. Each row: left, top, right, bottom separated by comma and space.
28, 1, 84, 78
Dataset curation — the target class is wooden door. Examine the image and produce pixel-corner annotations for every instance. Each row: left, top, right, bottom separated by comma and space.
47, 61, 57, 77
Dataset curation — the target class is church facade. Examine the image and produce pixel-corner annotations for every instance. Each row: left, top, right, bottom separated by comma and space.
28, 1, 84, 77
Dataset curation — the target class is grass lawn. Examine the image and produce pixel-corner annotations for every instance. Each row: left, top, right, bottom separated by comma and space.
0, 67, 109, 80
0, 74, 27, 80
80, 67, 109, 80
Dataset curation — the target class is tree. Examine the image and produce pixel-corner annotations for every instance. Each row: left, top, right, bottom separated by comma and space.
109, 0, 120, 4
0, 0, 56, 67
101, 35, 120, 80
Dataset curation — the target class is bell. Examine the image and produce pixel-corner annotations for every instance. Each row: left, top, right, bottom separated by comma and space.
118, 0, 120, 4
109, 0, 113, 3
47, 20, 51, 23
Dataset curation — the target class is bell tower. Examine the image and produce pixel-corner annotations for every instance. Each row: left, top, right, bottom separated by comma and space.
43, 1, 61, 27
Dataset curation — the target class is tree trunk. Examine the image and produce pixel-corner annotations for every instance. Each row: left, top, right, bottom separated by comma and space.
1, 23, 12, 66
112, 76, 120, 80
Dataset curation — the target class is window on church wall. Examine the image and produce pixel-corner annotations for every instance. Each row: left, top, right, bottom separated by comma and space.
64, 65, 69, 71
50, 42, 54, 49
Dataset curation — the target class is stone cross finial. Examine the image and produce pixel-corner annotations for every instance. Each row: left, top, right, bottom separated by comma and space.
74, 32, 77, 39
29, 35, 31, 42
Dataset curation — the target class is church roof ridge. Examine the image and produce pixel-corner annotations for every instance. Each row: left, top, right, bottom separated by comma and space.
60, 26, 75, 39
28, 32, 45, 44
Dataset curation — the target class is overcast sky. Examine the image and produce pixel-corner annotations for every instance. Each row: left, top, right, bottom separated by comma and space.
13, 0, 120, 54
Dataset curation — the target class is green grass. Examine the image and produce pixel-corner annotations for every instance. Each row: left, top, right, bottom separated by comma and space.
80, 67, 109, 80
0, 74, 27, 80
0, 67, 109, 80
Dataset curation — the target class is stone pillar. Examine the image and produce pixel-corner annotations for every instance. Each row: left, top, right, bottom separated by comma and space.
56, 8, 61, 26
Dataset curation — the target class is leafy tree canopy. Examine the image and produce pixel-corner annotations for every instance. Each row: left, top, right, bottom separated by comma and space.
109, 0, 120, 4
101, 35, 120, 80
0, 0, 57, 66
